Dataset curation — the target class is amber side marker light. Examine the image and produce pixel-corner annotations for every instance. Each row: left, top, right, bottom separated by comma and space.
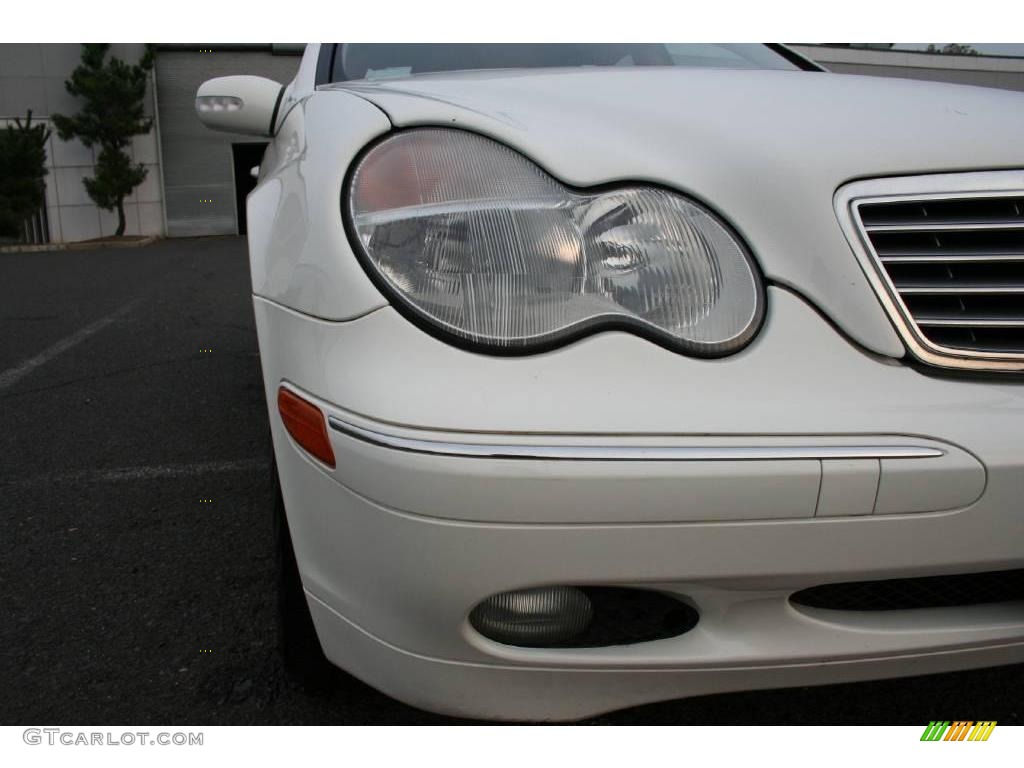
277, 387, 336, 468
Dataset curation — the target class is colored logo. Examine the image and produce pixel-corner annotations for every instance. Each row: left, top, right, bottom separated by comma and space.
920, 721, 997, 741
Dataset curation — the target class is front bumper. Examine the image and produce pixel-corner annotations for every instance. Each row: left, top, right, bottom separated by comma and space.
256, 287, 1024, 721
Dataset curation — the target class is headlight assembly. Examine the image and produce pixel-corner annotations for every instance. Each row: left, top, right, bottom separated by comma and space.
345, 128, 765, 355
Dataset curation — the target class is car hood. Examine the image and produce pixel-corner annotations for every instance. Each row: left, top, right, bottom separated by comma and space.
327, 68, 1024, 357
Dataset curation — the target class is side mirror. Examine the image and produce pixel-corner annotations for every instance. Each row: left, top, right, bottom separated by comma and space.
195, 76, 284, 137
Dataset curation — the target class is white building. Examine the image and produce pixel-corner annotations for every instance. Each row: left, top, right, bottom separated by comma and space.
2, 44, 1022, 244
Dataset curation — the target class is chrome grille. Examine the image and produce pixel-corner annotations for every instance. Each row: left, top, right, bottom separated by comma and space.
839, 173, 1024, 372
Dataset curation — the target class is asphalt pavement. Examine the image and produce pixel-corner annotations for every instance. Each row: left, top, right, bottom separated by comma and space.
0, 237, 1021, 724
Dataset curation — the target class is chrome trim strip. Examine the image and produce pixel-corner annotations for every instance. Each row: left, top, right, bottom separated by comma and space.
864, 221, 1024, 232
897, 286, 1024, 295
917, 317, 1024, 328
328, 416, 944, 461
880, 253, 1024, 263
834, 172, 1024, 372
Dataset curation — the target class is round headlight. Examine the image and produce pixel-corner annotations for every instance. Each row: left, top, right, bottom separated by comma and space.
346, 128, 765, 355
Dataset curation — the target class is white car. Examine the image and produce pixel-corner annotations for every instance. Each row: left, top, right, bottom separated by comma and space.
196, 43, 1024, 721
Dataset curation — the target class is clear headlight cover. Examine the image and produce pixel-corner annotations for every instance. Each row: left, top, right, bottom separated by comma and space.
347, 129, 765, 355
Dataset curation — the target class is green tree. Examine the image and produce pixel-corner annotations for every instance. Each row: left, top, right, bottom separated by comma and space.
925, 43, 980, 56
52, 44, 155, 237
0, 111, 51, 240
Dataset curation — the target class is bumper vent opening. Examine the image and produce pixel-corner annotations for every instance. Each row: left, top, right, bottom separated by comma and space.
470, 586, 698, 648
791, 568, 1024, 612
854, 194, 1024, 362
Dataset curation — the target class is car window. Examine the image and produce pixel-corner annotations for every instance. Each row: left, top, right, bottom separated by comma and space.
330, 44, 804, 82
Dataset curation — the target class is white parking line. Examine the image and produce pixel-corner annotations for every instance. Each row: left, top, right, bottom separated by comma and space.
3, 458, 269, 486
0, 299, 142, 391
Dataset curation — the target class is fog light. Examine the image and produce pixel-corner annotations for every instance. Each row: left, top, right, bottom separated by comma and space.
470, 586, 593, 647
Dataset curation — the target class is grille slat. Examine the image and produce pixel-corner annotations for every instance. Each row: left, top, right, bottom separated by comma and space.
791, 568, 1024, 612
880, 252, 1024, 264
898, 285, 1024, 295
916, 317, 1024, 327
864, 221, 1024, 232
857, 195, 1024, 226
855, 194, 1024, 361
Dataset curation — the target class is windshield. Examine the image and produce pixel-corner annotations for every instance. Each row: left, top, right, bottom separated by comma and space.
327, 44, 806, 82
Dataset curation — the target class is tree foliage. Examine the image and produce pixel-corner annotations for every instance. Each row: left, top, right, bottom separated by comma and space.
0, 111, 51, 240
52, 44, 155, 237
925, 44, 980, 56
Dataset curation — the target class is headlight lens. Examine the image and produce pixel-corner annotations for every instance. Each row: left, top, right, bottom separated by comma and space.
347, 129, 764, 355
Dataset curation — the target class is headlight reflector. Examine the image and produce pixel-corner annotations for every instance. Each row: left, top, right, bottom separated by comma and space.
347, 129, 764, 355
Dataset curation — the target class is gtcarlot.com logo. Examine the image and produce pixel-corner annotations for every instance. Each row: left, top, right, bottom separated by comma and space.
920, 721, 997, 742
23, 729, 203, 746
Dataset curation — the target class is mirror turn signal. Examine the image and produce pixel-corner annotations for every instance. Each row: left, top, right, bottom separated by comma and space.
195, 75, 283, 137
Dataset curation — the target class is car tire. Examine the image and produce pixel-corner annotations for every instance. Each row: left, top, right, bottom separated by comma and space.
273, 460, 338, 693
